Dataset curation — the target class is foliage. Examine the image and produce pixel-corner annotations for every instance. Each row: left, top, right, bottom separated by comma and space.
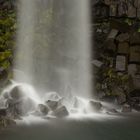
0, 5, 16, 83
96, 63, 130, 97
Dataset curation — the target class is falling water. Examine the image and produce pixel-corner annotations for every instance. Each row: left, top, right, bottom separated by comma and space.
0, 0, 96, 119
15, 0, 92, 98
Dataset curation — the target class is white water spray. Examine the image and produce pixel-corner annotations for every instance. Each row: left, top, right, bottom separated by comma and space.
1, 0, 97, 119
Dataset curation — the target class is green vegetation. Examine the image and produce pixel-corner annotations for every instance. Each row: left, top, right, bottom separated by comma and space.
0, 8, 16, 84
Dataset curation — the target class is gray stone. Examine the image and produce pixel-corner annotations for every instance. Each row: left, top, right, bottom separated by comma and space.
130, 32, 140, 45
116, 90, 126, 105
106, 108, 118, 114
116, 55, 126, 71
53, 106, 69, 118
107, 29, 118, 39
9, 86, 24, 101
127, 3, 136, 18
88, 100, 102, 112
45, 100, 58, 110
116, 33, 129, 42
110, 19, 131, 32
38, 104, 49, 115
91, 60, 103, 68
44, 92, 61, 101
73, 97, 84, 108
0, 108, 7, 117
117, 42, 129, 54
118, 2, 128, 17
121, 104, 131, 113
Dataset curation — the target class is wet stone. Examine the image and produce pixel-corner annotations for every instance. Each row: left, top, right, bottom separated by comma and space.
9, 86, 24, 101
121, 104, 132, 113
53, 106, 69, 118
38, 104, 49, 115
89, 101, 102, 112
116, 33, 129, 42
130, 32, 140, 45
45, 100, 58, 110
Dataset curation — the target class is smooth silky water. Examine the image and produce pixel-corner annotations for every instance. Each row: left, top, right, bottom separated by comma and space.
1, 0, 140, 140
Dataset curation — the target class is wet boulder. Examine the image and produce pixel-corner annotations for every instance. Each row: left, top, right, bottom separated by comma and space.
116, 33, 129, 42
45, 100, 59, 110
6, 97, 36, 118
38, 104, 49, 115
0, 117, 16, 128
106, 109, 118, 114
9, 85, 24, 101
44, 92, 61, 101
88, 101, 102, 112
73, 97, 84, 108
53, 106, 69, 118
0, 108, 7, 117
121, 104, 132, 113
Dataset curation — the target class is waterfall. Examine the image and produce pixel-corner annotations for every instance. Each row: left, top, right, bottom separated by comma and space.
15, 0, 92, 98
0, 0, 98, 119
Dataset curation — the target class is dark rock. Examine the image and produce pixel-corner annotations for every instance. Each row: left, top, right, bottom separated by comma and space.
9, 86, 24, 101
89, 100, 102, 112
133, 104, 140, 111
110, 19, 131, 32
38, 104, 49, 115
118, 2, 128, 16
6, 97, 36, 118
53, 106, 69, 118
107, 29, 118, 39
45, 100, 58, 110
127, 3, 136, 18
117, 42, 129, 54
108, 108, 118, 113
130, 32, 140, 45
103, 39, 116, 52
121, 104, 132, 113
116, 90, 126, 104
0, 117, 16, 128
129, 46, 140, 64
0, 108, 7, 117
116, 55, 127, 71
44, 92, 61, 101
106, 108, 118, 114
101, 96, 117, 103
116, 33, 129, 42
91, 60, 103, 68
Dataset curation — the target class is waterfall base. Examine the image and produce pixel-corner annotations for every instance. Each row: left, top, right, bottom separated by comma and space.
0, 81, 120, 124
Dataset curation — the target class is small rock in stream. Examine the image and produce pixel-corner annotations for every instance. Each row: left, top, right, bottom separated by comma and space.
52, 106, 69, 118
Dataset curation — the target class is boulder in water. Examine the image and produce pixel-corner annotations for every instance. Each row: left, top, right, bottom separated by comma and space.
121, 104, 131, 113
45, 100, 58, 110
9, 85, 24, 100
6, 96, 36, 118
88, 101, 102, 112
44, 92, 61, 101
38, 104, 49, 115
0, 108, 7, 117
53, 106, 69, 118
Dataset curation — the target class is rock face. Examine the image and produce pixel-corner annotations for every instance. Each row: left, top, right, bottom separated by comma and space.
88, 101, 102, 112
53, 106, 69, 118
121, 104, 131, 113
